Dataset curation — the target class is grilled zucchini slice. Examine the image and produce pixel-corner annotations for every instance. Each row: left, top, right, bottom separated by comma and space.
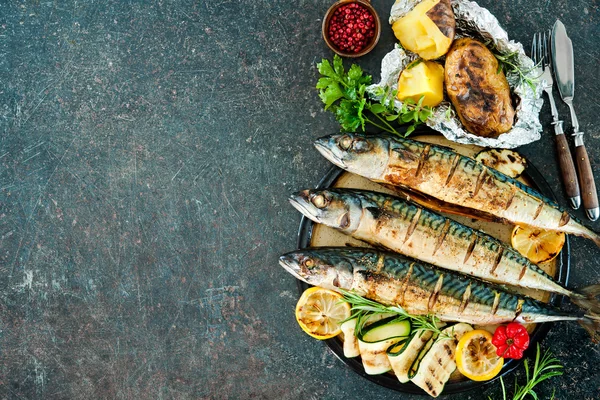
387, 330, 434, 383
357, 318, 411, 375
410, 323, 473, 397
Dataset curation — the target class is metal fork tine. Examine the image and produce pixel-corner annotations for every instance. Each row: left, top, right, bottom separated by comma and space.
538, 32, 544, 65
547, 30, 553, 63
542, 31, 548, 65
531, 33, 538, 64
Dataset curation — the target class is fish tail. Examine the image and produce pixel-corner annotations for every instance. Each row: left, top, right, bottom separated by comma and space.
570, 285, 600, 315
579, 314, 600, 343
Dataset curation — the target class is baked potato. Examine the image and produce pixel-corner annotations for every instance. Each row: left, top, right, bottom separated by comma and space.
392, 0, 455, 60
397, 60, 445, 107
444, 38, 515, 138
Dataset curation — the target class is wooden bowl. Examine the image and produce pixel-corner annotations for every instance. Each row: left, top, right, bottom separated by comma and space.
322, 0, 381, 58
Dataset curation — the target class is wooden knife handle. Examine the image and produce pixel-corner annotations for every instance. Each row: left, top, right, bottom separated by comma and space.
556, 133, 580, 200
575, 144, 599, 211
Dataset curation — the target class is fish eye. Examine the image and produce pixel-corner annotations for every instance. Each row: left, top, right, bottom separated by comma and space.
304, 259, 315, 268
311, 194, 328, 208
352, 138, 372, 153
339, 212, 351, 229
339, 135, 353, 150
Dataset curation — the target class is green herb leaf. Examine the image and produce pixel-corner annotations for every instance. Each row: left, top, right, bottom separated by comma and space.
369, 103, 386, 114
317, 59, 336, 78
315, 57, 432, 138
348, 64, 363, 81
339, 289, 452, 341
407, 59, 424, 70
489, 45, 539, 93
495, 344, 563, 400
333, 54, 345, 77
319, 84, 344, 109
401, 112, 415, 123
419, 109, 432, 122
316, 77, 334, 89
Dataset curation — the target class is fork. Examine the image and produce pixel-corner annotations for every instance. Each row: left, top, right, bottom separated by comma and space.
532, 31, 581, 210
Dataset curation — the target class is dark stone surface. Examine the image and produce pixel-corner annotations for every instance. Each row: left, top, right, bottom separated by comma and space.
1, 0, 599, 398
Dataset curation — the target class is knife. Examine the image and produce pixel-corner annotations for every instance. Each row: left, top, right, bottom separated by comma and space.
552, 20, 599, 221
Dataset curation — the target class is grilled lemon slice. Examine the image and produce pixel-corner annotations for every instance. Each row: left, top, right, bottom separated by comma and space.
456, 329, 504, 381
511, 226, 566, 264
295, 287, 351, 340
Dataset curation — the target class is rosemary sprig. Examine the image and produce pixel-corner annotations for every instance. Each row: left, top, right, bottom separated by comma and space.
490, 343, 563, 400
484, 41, 540, 94
339, 289, 452, 340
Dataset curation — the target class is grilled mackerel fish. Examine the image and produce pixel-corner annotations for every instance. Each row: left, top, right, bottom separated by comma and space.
314, 133, 600, 246
290, 188, 600, 313
279, 247, 600, 341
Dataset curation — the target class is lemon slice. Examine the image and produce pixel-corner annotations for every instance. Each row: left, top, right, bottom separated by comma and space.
456, 329, 504, 381
295, 287, 351, 340
511, 226, 566, 264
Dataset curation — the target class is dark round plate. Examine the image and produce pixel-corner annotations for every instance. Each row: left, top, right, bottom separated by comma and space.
295, 153, 570, 395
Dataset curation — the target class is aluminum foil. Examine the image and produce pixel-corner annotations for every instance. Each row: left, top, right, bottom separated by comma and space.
367, 0, 543, 148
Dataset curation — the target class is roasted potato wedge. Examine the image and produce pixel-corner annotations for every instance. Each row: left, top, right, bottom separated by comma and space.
392, 0, 455, 60
445, 38, 515, 138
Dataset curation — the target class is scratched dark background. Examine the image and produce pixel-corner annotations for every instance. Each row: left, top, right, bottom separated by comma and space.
0, 0, 599, 399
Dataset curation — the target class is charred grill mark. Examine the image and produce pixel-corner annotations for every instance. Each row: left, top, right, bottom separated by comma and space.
405, 208, 422, 243
464, 236, 478, 264
398, 263, 415, 305
391, 147, 420, 164
375, 255, 385, 273
383, 198, 395, 211
432, 220, 451, 256
425, 0, 455, 38
425, 380, 435, 393
491, 292, 501, 315
490, 248, 504, 275
505, 186, 518, 210
444, 155, 461, 186
559, 211, 571, 227
428, 274, 445, 311
443, 344, 452, 356
361, 357, 386, 368
514, 299, 524, 319
473, 168, 487, 197
518, 265, 527, 281
415, 145, 431, 177
533, 202, 544, 220
369, 349, 388, 356
459, 284, 472, 313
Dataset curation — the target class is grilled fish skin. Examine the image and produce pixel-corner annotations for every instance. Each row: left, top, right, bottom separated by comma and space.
290, 189, 570, 295
313, 133, 600, 246
279, 247, 600, 341
291, 188, 600, 314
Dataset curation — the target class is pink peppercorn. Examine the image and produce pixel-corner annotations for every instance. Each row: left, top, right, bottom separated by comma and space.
327, 2, 376, 53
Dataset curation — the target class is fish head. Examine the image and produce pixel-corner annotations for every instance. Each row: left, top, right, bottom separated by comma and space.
279, 248, 355, 291
314, 133, 390, 179
289, 189, 363, 234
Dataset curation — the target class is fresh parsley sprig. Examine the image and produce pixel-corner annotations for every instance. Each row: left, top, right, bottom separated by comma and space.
339, 289, 452, 340
316, 55, 433, 137
491, 343, 563, 400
